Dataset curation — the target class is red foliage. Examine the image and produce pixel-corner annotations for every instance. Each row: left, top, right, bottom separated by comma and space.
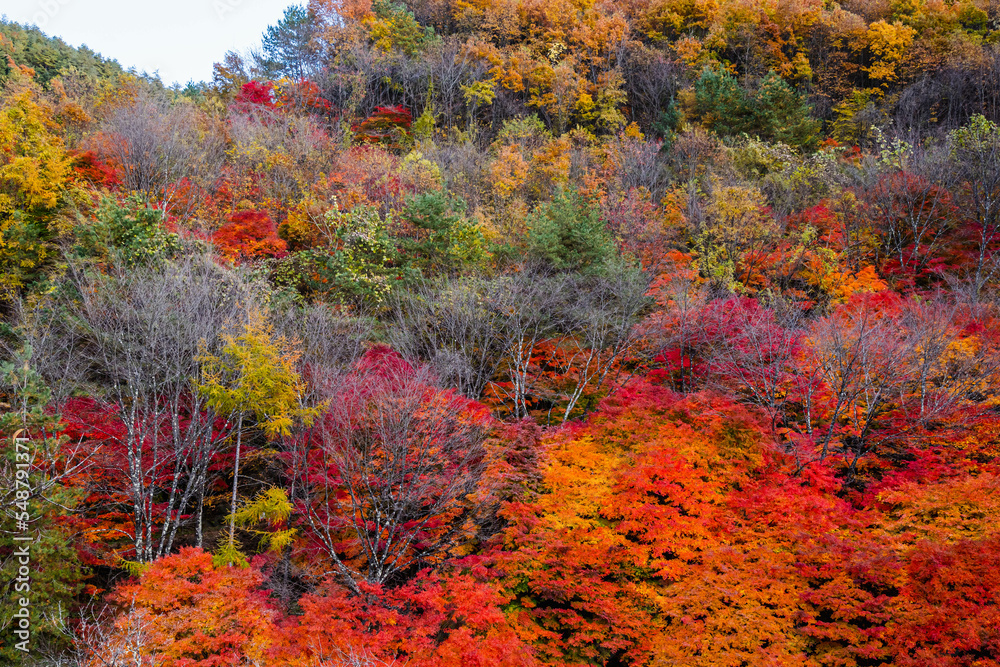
352, 105, 412, 148
867, 171, 958, 289
276, 79, 332, 112
212, 209, 288, 262
294, 346, 497, 586
786, 202, 837, 235
883, 536, 1000, 666
58, 397, 137, 565
69, 149, 120, 188
235, 81, 276, 109
56, 396, 238, 567
195, 167, 268, 228
270, 568, 536, 666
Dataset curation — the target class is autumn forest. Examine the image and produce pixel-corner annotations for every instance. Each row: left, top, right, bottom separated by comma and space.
2, 0, 1000, 664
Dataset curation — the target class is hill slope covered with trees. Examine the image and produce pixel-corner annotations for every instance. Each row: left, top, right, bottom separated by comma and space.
2, 1, 1000, 665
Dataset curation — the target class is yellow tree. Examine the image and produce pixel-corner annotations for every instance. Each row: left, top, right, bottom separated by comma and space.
197, 309, 318, 565
695, 183, 780, 292
0, 79, 74, 293
862, 20, 915, 85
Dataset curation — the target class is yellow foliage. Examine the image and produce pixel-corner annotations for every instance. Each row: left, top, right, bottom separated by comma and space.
198, 310, 318, 440
530, 135, 572, 191
400, 150, 443, 191
229, 487, 298, 554
673, 35, 707, 68
0, 86, 74, 291
575, 70, 627, 133
526, 60, 581, 133
279, 198, 325, 250
482, 196, 530, 244
695, 183, 779, 292
461, 79, 498, 107
863, 20, 916, 83
0, 90, 73, 212
623, 122, 645, 140
491, 144, 531, 199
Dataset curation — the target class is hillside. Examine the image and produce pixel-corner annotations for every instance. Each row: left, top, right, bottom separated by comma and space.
1, 2, 1000, 666
1, 20, 124, 87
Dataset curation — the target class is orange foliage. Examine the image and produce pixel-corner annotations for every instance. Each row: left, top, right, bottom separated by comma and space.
270, 569, 537, 666
213, 209, 288, 262
92, 548, 276, 667
490, 382, 774, 664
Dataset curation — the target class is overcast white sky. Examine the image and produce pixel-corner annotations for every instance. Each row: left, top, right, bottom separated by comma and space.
2, 0, 294, 86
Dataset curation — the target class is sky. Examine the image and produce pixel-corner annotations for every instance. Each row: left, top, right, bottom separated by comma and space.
1, 0, 294, 86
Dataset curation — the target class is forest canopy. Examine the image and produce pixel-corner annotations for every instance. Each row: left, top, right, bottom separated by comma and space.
2, 2, 1000, 665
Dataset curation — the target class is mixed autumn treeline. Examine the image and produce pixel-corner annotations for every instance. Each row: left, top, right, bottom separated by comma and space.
2, 0, 1000, 665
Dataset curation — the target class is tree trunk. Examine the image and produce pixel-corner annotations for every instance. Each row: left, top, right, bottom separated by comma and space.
228, 414, 244, 554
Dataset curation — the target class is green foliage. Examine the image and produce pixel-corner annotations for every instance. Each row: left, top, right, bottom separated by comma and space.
957, 2, 989, 33
652, 99, 681, 142
73, 196, 181, 267
872, 126, 913, 170
0, 209, 51, 295
693, 67, 819, 150
368, 0, 437, 57
259, 4, 316, 79
303, 205, 403, 306
693, 66, 750, 138
401, 191, 488, 277
8, 3, 1000, 665
0, 20, 124, 87
949, 113, 1000, 153
0, 348, 87, 663
0, 518, 88, 661
0, 346, 52, 444
495, 114, 551, 148
118, 559, 151, 577
730, 139, 796, 179
831, 89, 884, 146
412, 80, 437, 140
249, 254, 310, 308
527, 188, 614, 273
412, 104, 436, 140
730, 139, 838, 214
752, 72, 821, 150
212, 541, 250, 569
